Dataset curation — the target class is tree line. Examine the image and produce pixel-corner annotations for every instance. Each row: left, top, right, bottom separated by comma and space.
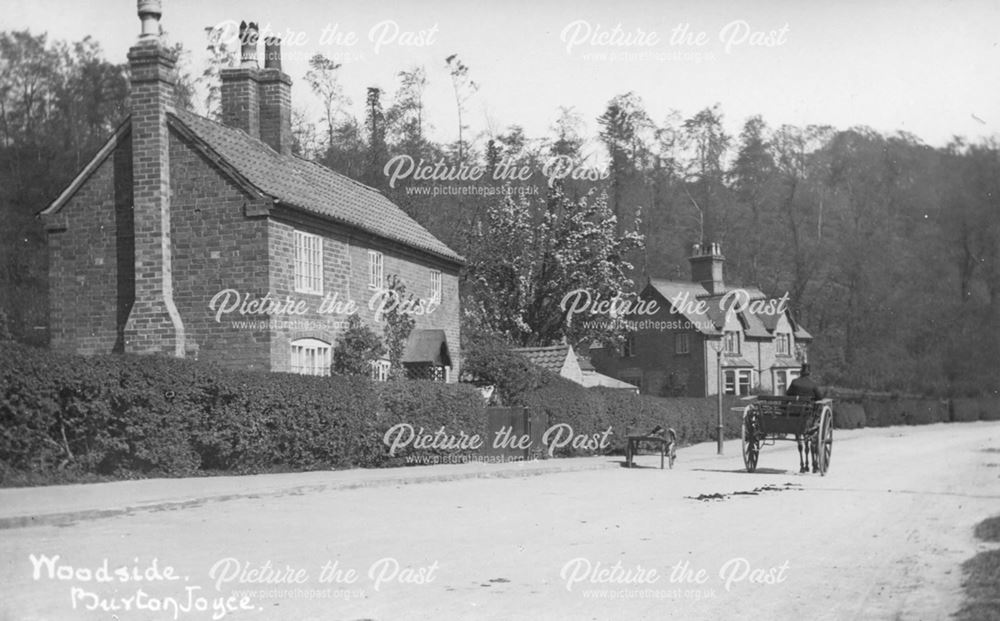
1, 30, 996, 396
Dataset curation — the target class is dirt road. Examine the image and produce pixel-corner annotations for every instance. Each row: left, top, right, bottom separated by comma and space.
2, 421, 999, 621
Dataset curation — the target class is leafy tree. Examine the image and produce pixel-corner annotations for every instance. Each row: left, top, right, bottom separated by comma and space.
464, 187, 643, 347
380, 274, 416, 381
444, 54, 478, 162
304, 53, 349, 149
162, 41, 197, 112
291, 106, 322, 158
550, 106, 585, 158
598, 92, 654, 234
364, 86, 387, 190
197, 24, 237, 119
332, 313, 383, 377
680, 104, 730, 244
386, 66, 429, 150
0, 30, 128, 342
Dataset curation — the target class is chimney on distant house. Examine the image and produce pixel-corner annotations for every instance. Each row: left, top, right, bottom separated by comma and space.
220, 21, 260, 139
258, 36, 293, 155
124, 0, 186, 356
689, 242, 725, 295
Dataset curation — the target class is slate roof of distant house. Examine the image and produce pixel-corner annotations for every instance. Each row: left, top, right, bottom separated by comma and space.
511, 345, 572, 375
645, 278, 812, 340
168, 109, 463, 264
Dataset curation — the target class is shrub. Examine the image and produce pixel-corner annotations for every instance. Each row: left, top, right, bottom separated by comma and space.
460, 331, 546, 404
333, 314, 384, 377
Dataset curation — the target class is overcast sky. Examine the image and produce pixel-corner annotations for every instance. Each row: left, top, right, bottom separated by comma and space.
10, 0, 1000, 153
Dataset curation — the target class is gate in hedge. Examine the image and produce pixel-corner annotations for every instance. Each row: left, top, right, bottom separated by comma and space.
483, 407, 548, 460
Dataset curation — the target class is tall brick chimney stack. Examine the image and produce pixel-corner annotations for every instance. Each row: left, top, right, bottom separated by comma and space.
124, 0, 186, 356
220, 21, 260, 138
258, 37, 293, 155
689, 242, 726, 296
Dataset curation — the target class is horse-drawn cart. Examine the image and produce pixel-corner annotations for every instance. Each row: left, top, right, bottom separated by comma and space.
741, 396, 834, 475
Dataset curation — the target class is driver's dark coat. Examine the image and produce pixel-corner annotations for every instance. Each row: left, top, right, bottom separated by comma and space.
786, 375, 824, 401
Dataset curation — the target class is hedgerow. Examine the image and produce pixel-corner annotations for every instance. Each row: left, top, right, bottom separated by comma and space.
0, 343, 484, 484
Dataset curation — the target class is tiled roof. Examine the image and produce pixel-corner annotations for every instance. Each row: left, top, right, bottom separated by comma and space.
511, 345, 571, 375
646, 278, 810, 340
740, 309, 772, 339
170, 109, 463, 264
646, 280, 719, 334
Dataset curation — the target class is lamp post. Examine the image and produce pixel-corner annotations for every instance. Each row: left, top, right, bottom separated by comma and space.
717, 348, 724, 455
709, 340, 724, 455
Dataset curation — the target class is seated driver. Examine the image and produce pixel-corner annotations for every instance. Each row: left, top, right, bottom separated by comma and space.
786, 363, 824, 401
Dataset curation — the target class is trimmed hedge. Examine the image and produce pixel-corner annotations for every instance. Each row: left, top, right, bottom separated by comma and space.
515, 369, 744, 456
0, 343, 485, 484
4, 339, 998, 484
834, 402, 866, 429
953, 397, 1000, 422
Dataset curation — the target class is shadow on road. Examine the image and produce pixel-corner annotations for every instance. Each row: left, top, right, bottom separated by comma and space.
692, 467, 792, 475
615, 460, 672, 469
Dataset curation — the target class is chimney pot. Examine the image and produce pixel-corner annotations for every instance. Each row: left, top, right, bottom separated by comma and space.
264, 37, 282, 70
137, 0, 162, 38
239, 21, 259, 68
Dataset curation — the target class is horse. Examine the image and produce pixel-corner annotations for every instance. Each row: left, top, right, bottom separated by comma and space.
795, 420, 819, 473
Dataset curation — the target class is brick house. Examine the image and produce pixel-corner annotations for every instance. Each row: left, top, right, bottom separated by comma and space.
590, 243, 812, 397
40, 3, 463, 380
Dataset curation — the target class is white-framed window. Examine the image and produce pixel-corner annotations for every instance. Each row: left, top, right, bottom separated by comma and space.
724, 369, 754, 395
774, 368, 801, 395
724, 330, 741, 355
430, 270, 442, 303
370, 359, 390, 382
294, 231, 323, 294
290, 338, 331, 376
675, 333, 690, 355
368, 250, 383, 289
776, 333, 791, 356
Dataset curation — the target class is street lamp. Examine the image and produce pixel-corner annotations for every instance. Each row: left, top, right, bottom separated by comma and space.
708, 339, 724, 455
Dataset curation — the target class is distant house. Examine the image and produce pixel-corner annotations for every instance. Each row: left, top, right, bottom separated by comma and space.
513, 344, 640, 393
40, 5, 462, 380
590, 243, 812, 397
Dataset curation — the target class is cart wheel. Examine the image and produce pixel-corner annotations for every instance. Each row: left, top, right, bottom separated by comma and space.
817, 405, 833, 475
742, 406, 759, 473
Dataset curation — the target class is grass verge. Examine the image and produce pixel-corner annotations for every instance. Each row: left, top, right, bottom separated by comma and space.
955, 515, 1000, 621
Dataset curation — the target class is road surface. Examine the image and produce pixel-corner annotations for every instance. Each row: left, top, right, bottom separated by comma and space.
2, 421, 999, 621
